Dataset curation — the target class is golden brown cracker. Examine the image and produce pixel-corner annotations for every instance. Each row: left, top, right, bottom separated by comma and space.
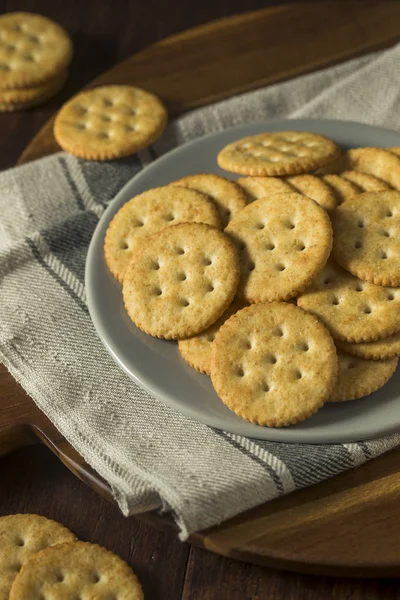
217, 131, 341, 176
9, 541, 143, 600
297, 259, 400, 343
178, 299, 245, 375
54, 85, 167, 160
332, 191, 400, 287
0, 69, 67, 111
122, 222, 240, 339
225, 192, 332, 303
210, 302, 337, 427
337, 330, 400, 361
286, 174, 338, 211
171, 173, 246, 228
236, 176, 293, 203
347, 147, 400, 191
328, 350, 398, 402
105, 186, 220, 283
322, 173, 361, 204
340, 170, 390, 192
0, 12, 72, 89
0, 514, 76, 600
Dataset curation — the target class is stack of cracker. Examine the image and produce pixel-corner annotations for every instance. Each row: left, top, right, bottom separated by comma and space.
0, 514, 143, 599
0, 12, 72, 112
104, 130, 400, 428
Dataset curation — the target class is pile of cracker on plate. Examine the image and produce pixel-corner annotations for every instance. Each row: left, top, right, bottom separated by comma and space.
0, 12, 73, 112
0, 514, 143, 599
105, 131, 400, 428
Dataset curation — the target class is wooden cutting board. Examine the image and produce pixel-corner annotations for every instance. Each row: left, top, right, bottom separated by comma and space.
3, 0, 400, 577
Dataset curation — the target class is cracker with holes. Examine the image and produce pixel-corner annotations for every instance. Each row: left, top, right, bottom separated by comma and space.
170, 173, 246, 229
332, 191, 400, 287
9, 541, 143, 600
339, 170, 390, 193
328, 350, 398, 403
347, 147, 400, 190
54, 85, 167, 160
178, 299, 245, 375
236, 176, 293, 203
285, 174, 338, 211
122, 222, 240, 339
225, 192, 332, 303
338, 330, 400, 361
105, 186, 220, 282
322, 174, 361, 204
0, 514, 76, 600
297, 260, 400, 343
210, 302, 337, 427
0, 12, 72, 89
217, 131, 341, 176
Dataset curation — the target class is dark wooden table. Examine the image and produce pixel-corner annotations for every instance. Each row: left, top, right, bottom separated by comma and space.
1, 1, 400, 598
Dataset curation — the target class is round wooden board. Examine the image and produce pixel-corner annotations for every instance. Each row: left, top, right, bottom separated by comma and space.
2, 0, 400, 577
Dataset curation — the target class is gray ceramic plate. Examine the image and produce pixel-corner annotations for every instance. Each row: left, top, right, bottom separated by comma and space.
86, 118, 400, 444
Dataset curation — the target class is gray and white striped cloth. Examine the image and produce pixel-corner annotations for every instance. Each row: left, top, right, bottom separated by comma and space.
1, 44, 400, 539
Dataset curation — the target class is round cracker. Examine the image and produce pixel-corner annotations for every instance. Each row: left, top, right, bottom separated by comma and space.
286, 174, 338, 211
328, 350, 398, 402
332, 191, 400, 287
337, 330, 400, 361
105, 186, 220, 282
9, 541, 143, 600
0, 12, 72, 89
178, 299, 245, 375
122, 222, 240, 339
322, 174, 361, 204
347, 147, 400, 191
225, 192, 332, 303
297, 259, 400, 343
236, 176, 293, 203
54, 85, 167, 160
217, 131, 341, 176
171, 173, 246, 229
340, 170, 390, 192
210, 302, 338, 427
0, 514, 76, 600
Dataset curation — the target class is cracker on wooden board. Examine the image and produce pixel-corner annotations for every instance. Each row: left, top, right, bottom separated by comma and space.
217, 131, 341, 176
225, 192, 332, 303
54, 85, 167, 160
104, 185, 220, 283
328, 350, 398, 402
122, 222, 240, 339
0, 514, 76, 600
0, 12, 72, 89
297, 259, 400, 343
332, 191, 400, 287
210, 302, 338, 427
9, 541, 143, 600
170, 173, 246, 229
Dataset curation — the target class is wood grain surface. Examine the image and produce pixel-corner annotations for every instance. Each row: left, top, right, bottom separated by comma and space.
19, 0, 400, 164
2, 0, 400, 597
